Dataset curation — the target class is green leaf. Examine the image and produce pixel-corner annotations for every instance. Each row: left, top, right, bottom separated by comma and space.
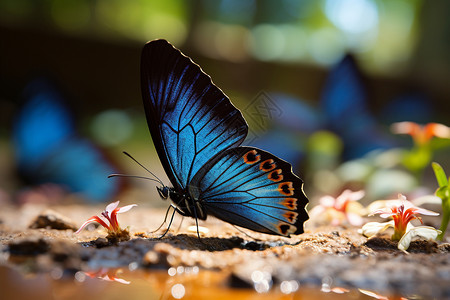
432, 162, 448, 188
436, 186, 449, 200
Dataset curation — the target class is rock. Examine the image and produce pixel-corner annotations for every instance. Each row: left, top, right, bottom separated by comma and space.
29, 209, 78, 231
93, 237, 110, 248
8, 237, 50, 256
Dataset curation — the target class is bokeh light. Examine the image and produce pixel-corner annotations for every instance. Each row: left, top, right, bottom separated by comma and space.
90, 109, 133, 147
324, 0, 379, 35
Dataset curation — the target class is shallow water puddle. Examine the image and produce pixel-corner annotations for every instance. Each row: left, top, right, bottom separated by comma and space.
0, 265, 405, 300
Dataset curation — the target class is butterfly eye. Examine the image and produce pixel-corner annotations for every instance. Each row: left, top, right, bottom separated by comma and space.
157, 187, 169, 199
278, 182, 295, 196
259, 159, 276, 172
243, 150, 260, 164
268, 169, 283, 182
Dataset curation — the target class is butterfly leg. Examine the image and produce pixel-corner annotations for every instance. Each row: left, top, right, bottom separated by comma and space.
191, 203, 202, 240
175, 216, 185, 233
158, 206, 177, 239
151, 205, 173, 234
158, 204, 191, 239
232, 225, 261, 241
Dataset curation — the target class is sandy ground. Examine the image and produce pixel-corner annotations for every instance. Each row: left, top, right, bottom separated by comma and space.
0, 201, 449, 299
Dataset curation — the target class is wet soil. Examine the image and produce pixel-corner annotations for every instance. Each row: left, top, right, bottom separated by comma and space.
1, 202, 449, 299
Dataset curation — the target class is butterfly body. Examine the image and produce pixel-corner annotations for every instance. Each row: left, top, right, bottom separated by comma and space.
141, 40, 308, 236
162, 186, 208, 220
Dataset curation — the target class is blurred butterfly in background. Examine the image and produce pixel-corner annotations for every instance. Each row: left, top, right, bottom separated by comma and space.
139, 40, 309, 237
249, 55, 398, 167
320, 55, 396, 160
246, 93, 322, 170
12, 78, 123, 203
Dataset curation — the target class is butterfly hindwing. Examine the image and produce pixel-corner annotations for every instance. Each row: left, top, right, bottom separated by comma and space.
189, 147, 309, 236
141, 40, 248, 191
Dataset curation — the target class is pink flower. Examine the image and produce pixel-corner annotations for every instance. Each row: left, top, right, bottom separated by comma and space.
76, 201, 137, 240
84, 268, 130, 284
391, 122, 450, 145
309, 190, 365, 226
370, 194, 438, 240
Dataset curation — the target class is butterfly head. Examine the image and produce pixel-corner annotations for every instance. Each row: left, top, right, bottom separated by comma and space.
157, 186, 170, 200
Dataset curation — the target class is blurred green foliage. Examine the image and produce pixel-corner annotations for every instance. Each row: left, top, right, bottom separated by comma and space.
0, 0, 424, 74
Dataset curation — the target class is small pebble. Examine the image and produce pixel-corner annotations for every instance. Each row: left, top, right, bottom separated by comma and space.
29, 209, 77, 231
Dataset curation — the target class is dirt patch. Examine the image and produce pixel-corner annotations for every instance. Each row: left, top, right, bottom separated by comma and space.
1, 202, 449, 299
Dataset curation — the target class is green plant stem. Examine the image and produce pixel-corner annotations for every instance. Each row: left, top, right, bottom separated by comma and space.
438, 199, 450, 240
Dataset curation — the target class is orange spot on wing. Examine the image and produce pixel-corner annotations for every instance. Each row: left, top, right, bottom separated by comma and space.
268, 169, 283, 182
283, 211, 298, 224
278, 182, 294, 196
260, 159, 276, 172
243, 150, 260, 164
280, 198, 298, 210
277, 222, 295, 236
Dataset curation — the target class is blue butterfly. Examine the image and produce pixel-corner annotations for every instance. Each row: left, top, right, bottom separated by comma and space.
320, 55, 395, 160
13, 78, 122, 202
249, 55, 396, 164
140, 40, 309, 237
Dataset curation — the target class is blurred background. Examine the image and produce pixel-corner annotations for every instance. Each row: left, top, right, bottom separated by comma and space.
0, 0, 449, 207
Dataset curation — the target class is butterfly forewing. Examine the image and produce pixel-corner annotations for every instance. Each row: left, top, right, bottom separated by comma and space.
189, 147, 309, 236
141, 40, 248, 191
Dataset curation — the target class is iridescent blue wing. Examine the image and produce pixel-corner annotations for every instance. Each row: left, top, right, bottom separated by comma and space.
13, 78, 121, 202
189, 147, 309, 236
141, 40, 248, 191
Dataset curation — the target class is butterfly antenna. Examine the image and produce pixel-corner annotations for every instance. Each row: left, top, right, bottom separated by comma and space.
122, 151, 164, 186
108, 174, 161, 184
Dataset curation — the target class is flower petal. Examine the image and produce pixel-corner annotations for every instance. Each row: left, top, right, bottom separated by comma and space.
346, 212, 364, 226
412, 207, 439, 216
308, 205, 326, 218
360, 221, 394, 238
105, 201, 120, 217
116, 204, 137, 214
367, 199, 401, 214
426, 123, 450, 139
102, 275, 131, 285
391, 122, 421, 136
347, 190, 365, 201
369, 208, 395, 218
334, 190, 364, 210
319, 196, 335, 207
411, 195, 442, 206
75, 216, 110, 234
398, 226, 441, 251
